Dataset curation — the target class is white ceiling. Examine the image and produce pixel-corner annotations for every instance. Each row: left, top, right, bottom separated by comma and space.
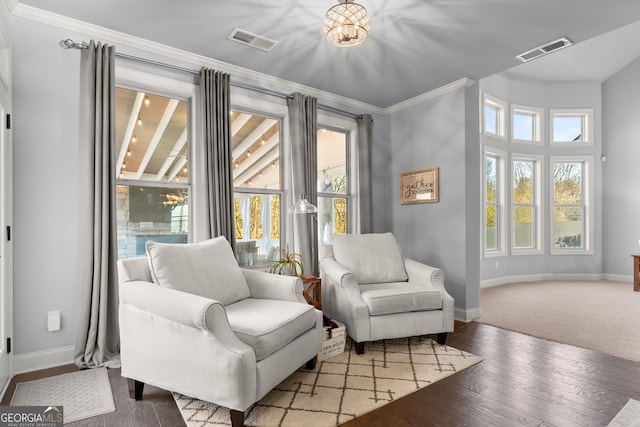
17, 0, 640, 108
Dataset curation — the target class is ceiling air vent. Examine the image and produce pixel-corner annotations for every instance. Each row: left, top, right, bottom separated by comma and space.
227, 28, 278, 52
516, 37, 572, 63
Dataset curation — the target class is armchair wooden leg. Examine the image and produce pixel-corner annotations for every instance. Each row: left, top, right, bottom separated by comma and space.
354, 340, 365, 355
436, 332, 448, 345
230, 409, 245, 427
305, 355, 318, 370
127, 378, 144, 401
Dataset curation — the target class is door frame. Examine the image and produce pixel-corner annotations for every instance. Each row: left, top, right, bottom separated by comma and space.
0, 19, 13, 398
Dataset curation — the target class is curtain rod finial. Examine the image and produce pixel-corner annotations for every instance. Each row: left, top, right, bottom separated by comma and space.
59, 39, 88, 50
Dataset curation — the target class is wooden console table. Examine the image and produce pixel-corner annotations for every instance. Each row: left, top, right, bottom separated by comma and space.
300, 275, 322, 309
632, 254, 640, 292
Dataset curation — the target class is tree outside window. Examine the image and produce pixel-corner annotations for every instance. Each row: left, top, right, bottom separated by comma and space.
513, 160, 535, 249
485, 155, 498, 251
553, 161, 584, 249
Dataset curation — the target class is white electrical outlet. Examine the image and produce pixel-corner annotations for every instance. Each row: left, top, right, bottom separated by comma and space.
47, 311, 61, 332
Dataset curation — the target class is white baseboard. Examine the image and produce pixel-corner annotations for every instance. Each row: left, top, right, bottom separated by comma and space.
480, 273, 606, 289
454, 306, 481, 322
603, 273, 632, 283
14, 345, 75, 375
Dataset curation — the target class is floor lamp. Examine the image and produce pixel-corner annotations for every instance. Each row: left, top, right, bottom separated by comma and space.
289, 194, 318, 276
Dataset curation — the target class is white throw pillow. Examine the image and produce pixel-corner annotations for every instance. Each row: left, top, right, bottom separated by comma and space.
146, 236, 250, 305
332, 233, 408, 284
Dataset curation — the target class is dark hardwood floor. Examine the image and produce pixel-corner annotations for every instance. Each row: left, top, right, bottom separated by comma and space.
0, 364, 184, 426
3, 321, 639, 426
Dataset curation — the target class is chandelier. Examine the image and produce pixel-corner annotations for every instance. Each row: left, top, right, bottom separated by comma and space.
324, 0, 369, 47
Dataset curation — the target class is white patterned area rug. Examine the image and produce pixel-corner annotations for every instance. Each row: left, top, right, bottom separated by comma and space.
10, 367, 115, 424
174, 337, 482, 426
608, 399, 640, 427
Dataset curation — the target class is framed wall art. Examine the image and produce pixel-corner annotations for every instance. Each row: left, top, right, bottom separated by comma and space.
400, 167, 439, 204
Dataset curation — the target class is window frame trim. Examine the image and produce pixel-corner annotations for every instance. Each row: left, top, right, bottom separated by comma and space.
511, 104, 544, 145
230, 94, 289, 256
483, 147, 508, 258
115, 67, 197, 251
549, 155, 594, 255
317, 112, 358, 235
550, 108, 594, 146
510, 153, 544, 255
482, 93, 508, 141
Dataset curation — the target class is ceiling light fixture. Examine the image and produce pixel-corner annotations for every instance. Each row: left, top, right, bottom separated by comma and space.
324, 0, 369, 47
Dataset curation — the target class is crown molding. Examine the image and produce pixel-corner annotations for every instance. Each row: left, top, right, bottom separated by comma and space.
12, 2, 474, 116
5, 0, 18, 14
383, 77, 475, 114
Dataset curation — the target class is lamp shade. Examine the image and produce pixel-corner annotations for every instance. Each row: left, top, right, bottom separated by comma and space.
289, 194, 318, 214
324, 0, 369, 47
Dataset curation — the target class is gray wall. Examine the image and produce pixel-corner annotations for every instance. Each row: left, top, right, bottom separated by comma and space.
11, 18, 87, 354
602, 57, 640, 276
389, 86, 481, 315
479, 74, 603, 282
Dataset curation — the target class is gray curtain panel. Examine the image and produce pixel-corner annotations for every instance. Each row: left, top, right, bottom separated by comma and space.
199, 68, 235, 251
74, 40, 120, 369
356, 114, 373, 233
288, 93, 318, 276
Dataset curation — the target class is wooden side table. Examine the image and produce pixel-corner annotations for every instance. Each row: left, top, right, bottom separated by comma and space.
300, 275, 322, 309
632, 255, 640, 292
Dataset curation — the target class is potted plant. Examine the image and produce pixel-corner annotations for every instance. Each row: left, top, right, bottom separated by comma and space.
269, 244, 304, 276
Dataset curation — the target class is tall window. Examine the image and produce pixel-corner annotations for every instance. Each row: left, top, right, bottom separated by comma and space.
512, 156, 542, 252
317, 128, 349, 244
551, 157, 592, 252
232, 111, 281, 267
484, 149, 506, 256
115, 85, 191, 259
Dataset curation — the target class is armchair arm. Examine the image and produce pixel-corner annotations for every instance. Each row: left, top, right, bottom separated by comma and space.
320, 258, 370, 341
241, 269, 305, 303
120, 280, 223, 330
404, 258, 445, 291
320, 258, 366, 307
404, 259, 454, 318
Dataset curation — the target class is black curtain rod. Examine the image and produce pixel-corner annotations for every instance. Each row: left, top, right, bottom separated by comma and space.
59, 38, 361, 119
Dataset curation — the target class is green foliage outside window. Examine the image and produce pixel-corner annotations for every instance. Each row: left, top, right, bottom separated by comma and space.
513, 161, 533, 225
250, 196, 263, 240
333, 176, 347, 235
234, 197, 243, 239
485, 157, 497, 228
271, 196, 280, 239
553, 162, 582, 222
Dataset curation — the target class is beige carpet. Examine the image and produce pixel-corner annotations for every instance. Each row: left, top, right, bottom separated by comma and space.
477, 280, 640, 362
173, 337, 482, 426
10, 367, 115, 423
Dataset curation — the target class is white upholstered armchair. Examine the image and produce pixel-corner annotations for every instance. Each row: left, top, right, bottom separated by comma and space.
320, 232, 454, 354
117, 237, 323, 427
